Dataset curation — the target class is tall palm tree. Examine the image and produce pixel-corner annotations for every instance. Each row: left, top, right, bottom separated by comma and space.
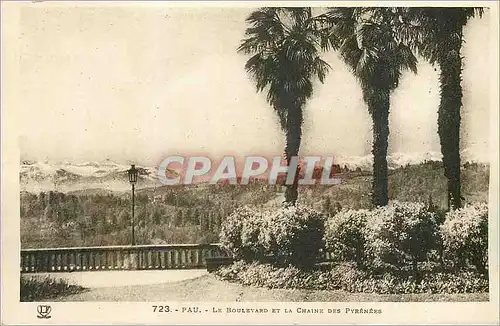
239, 8, 330, 204
318, 7, 418, 207
397, 8, 484, 210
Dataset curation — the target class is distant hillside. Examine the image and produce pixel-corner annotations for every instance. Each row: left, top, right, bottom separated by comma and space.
299, 161, 489, 213
20, 150, 488, 193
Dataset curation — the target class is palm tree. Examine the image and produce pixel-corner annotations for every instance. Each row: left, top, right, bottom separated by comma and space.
239, 8, 330, 204
319, 8, 418, 207
398, 8, 484, 210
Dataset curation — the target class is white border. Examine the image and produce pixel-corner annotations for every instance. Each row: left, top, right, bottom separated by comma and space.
1, 1, 499, 325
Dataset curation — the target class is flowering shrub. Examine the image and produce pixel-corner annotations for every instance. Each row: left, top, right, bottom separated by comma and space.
219, 206, 256, 260
260, 204, 325, 269
21, 276, 86, 301
365, 201, 439, 272
240, 213, 266, 260
440, 203, 488, 273
214, 261, 488, 294
324, 209, 369, 267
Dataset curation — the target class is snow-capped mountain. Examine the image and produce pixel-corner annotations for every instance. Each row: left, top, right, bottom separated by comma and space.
20, 150, 487, 193
325, 149, 487, 172
20, 159, 177, 193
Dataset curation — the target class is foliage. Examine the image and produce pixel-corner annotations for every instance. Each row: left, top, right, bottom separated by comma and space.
219, 206, 263, 260
260, 204, 325, 268
20, 276, 86, 301
220, 204, 325, 268
20, 181, 275, 248
324, 209, 369, 266
214, 261, 488, 294
440, 202, 488, 273
240, 212, 266, 260
239, 7, 330, 203
396, 7, 484, 209
365, 201, 439, 272
317, 7, 418, 207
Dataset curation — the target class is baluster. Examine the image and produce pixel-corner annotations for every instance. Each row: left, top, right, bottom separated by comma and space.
102, 251, 107, 270
99, 251, 105, 270
197, 249, 202, 268
110, 250, 115, 269
190, 249, 195, 268
166, 250, 171, 269
75, 251, 81, 271
63, 252, 68, 271
70, 252, 76, 271
32, 252, 37, 272
148, 250, 153, 269
38, 252, 44, 272
125, 250, 131, 270
108, 251, 113, 269
90, 251, 96, 270
161, 251, 167, 269
54, 252, 59, 271
44, 252, 48, 272
126, 250, 131, 270
66, 251, 71, 271
119, 251, 124, 269
154, 250, 159, 269
62, 252, 68, 271
28, 253, 32, 272
49, 253, 54, 271
82, 251, 88, 270
183, 249, 188, 269
20, 253, 25, 272
134, 249, 140, 270
177, 249, 182, 268
31, 252, 38, 272
174, 250, 180, 268
103, 251, 108, 270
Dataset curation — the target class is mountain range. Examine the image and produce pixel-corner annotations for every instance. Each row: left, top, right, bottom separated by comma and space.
20, 150, 488, 193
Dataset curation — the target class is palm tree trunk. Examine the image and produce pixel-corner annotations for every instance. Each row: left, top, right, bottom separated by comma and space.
438, 25, 463, 210
284, 106, 302, 205
367, 89, 390, 207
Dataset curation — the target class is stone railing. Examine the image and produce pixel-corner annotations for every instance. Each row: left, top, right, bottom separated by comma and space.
20, 243, 229, 273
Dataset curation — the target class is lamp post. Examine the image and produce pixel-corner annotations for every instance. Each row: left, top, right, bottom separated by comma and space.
127, 164, 138, 246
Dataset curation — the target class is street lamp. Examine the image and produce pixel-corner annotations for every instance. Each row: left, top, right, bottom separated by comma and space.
128, 164, 138, 246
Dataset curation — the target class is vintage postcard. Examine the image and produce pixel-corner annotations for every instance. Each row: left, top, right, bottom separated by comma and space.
1, 1, 499, 325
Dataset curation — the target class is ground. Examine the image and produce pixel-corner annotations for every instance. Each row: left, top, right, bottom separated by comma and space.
42, 273, 488, 302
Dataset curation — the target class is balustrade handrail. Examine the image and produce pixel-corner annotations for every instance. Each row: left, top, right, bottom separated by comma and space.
21, 243, 223, 253
20, 243, 229, 273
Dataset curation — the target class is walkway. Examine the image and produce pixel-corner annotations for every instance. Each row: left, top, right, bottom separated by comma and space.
23, 269, 208, 288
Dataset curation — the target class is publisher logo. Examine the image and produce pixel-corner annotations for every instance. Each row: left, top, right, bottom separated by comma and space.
36, 305, 52, 319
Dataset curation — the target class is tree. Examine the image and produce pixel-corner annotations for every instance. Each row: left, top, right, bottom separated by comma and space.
239, 7, 330, 204
319, 8, 418, 206
398, 8, 484, 210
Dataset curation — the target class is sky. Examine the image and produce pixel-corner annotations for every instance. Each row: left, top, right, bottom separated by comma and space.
15, 4, 492, 166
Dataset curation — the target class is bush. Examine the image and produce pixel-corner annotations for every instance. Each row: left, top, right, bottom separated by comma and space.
240, 213, 266, 260
324, 209, 369, 267
20, 276, 86, 301
440, 203, 488, 273
219, 206, 256, 260
260, 204, 325, 269
365, 201, 439, 273
213, 261, 488, 294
